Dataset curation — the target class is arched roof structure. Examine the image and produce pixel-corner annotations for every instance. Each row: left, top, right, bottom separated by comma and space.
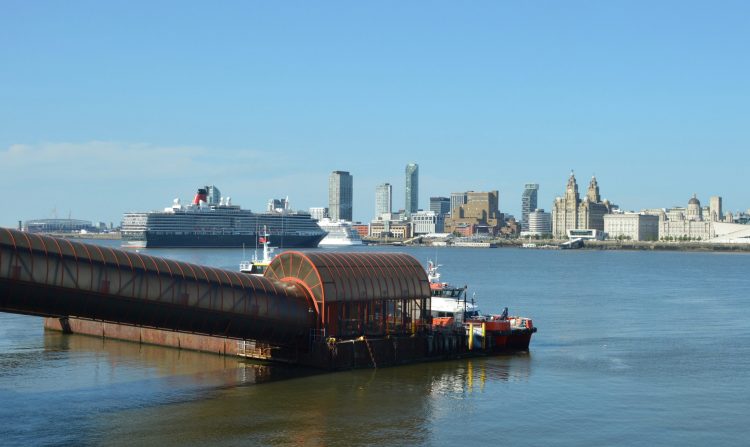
264, 251, 430, 315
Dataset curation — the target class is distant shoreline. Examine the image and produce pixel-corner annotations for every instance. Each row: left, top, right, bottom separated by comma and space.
14, 231, 750, 252
367, 238, 750, 252
38, 232, 122, 240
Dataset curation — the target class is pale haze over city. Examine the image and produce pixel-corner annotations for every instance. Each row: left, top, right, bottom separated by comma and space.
1, 1, 748, 228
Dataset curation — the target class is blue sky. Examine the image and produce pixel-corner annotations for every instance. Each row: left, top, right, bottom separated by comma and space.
1, 1, 748, 227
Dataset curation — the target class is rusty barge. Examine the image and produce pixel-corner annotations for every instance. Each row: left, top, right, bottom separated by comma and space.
0, 229, 536, 370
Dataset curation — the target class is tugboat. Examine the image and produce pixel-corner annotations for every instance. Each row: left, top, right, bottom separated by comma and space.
240, 227, 274, 276
427, 261, 536, 352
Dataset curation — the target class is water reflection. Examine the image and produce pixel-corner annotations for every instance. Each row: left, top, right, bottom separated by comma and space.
92, 354, 533, 446
1, 316, 534, 445
40, 329, 319, 389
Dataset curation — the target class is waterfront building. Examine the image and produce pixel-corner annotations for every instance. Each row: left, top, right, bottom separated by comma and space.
429, 197, 451, 217
604, 213, 659, 241
500, 217, 521, 237
664, 207, 686, 221
309, 207, 328, 221
444, 191, 504, 236
686, 194, 703, 221
661, 195, 713, 240
405, 163, 419, 217
524, 209, 552, 236
375, 183, 392, 219
329, 171, 353, 222
659, 195, 714, 241
552, 172, 614, 238
709, 222, 750, 243
567, 229, 606, 240
521, 183, 539, 232
369, 220, 412, 239
450, 192, 468, 218
660, 219, 713, 241
412, 210, 445, 235
710, 196, 723, 222
351, 223, 369, 238
23, 218, 97, 234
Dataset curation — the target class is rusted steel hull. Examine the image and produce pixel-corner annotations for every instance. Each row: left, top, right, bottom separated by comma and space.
45, 317, 532, 370
45, 317, 246, 356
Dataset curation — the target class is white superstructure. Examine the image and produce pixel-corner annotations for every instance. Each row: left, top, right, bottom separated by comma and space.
317, 219, 363, 246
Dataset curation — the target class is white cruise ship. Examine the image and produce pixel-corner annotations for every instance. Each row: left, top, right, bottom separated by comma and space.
316, 219, 363, 246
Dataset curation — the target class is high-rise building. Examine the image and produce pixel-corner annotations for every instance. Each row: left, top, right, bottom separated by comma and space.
375, 183, 392, 219
521, 183, 539, 232
329, 171, 353, 221
309, 207, 328, 221
429, 197, 450, 217
205, 185, 221, 205
450, 192, 468, 217
405, 163, 419, 217
709, 196, 723, 222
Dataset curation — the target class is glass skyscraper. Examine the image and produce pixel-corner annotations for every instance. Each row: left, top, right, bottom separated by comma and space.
521, 183, 539, 232
405, 163, 419, 217
329, 171, 353, 221
429, 196, 450, 217
375, 183, 392, 218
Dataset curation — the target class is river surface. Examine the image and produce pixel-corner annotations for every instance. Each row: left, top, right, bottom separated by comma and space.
1, 243, 749, 446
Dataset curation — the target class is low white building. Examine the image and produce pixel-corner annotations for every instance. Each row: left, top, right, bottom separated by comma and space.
604, 213, 659, 241
708, 222, 750, 243
526, 209, 552, 236
411, 210, 444, 235
660, 219, 713, 241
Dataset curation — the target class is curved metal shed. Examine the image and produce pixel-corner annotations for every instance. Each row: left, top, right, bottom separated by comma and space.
264, 251, 430, 312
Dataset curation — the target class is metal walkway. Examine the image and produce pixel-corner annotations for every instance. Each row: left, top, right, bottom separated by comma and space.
0, 228, 314, 346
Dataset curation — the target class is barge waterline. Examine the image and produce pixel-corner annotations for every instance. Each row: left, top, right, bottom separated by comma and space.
44, 317, 535, 370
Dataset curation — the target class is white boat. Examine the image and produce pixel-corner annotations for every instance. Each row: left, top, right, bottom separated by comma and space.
316, 219, 363, 246
426, 261, 480, 322
239, 227, 274, 275
426, 261, 537, 351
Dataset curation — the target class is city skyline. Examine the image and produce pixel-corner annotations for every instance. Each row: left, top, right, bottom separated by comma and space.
2, 2, 749, 227
6, 161, 750, 229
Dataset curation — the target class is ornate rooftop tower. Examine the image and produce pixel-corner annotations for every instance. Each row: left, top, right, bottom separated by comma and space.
587, 176, 601, 203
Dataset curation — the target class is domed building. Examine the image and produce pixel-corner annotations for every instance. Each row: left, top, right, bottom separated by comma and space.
686, 194, 703, 221
659, 194, 714, 241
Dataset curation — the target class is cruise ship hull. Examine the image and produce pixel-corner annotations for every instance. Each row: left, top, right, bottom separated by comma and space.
121, 187, 327, 249
122, 233, 326, 249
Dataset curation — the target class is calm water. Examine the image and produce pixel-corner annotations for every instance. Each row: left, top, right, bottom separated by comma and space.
1, 243, 749, 446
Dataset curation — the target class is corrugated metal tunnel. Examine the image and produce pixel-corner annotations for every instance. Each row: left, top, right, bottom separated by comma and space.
0, 228, 315, 346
